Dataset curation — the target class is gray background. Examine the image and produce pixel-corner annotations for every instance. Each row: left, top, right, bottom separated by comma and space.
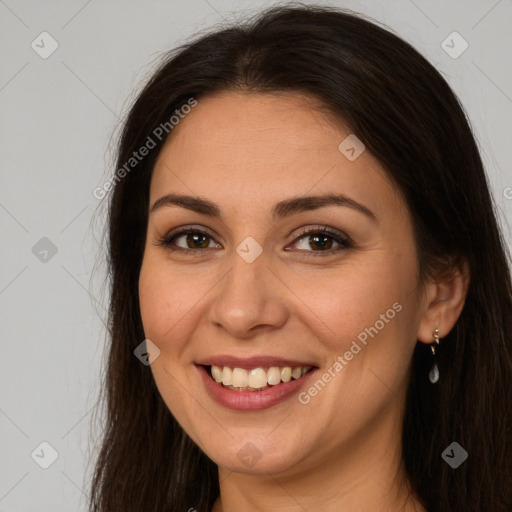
1, 0, 511, 510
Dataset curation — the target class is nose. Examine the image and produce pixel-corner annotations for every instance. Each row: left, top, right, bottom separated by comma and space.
207, 249, 289, 339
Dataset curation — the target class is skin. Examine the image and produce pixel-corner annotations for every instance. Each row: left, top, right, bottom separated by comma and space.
138, 91, 469, 511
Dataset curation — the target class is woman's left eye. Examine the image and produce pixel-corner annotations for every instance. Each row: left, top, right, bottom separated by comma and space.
290, 227, 352, 255
157, 226, 352, 256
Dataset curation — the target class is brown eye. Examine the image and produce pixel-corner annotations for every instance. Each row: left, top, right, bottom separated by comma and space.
158, 228, 220, 252
181, 232, 211, 249
288, 227, 352, 255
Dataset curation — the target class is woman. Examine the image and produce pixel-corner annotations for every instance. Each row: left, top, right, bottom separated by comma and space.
90, 5, 512, 511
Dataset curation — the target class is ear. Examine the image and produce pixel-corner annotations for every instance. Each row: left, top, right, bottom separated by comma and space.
416, 258, 470, 343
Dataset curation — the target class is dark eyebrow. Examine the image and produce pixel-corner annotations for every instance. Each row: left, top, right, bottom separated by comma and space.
150, 193, 377, 223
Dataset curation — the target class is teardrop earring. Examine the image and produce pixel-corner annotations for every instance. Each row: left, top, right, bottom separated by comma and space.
428, 328, 440, 384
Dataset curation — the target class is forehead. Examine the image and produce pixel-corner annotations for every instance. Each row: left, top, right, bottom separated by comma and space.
150, 91, 402, 221
155, 91, 347, 166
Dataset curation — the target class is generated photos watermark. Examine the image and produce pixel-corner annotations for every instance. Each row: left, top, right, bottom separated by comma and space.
93, 97, 198, 200
298, 301, 403, 404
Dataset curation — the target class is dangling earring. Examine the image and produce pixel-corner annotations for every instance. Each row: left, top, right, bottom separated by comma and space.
428, 328, 440, 384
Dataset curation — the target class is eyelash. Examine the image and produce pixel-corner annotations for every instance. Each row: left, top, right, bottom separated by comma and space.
156, 225, 353, 257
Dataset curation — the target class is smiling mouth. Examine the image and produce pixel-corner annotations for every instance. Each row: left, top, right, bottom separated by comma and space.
204, 364, 315, 391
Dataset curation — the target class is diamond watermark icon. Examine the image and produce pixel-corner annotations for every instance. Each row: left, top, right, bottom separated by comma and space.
31, 441, 59, 469
31, 31, 59, 59
236, 236, 263, 263
134, 339, 161, 366
237, 442, 262, 468
441, 32, 468, 59
338, 134, 365, 161
441, 441, 468, 469
32, 237, 58, 263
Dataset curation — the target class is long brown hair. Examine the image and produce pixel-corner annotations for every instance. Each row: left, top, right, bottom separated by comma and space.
89, 5, 512, 511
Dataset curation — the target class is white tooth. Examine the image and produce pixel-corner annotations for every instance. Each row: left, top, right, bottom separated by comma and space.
302, 366, 312, 376
280, 367, 292, 383
248, 368, 268, 388
211, 365, 222, 382
291, 367, 302, 379
267, 366, 281, 385
232, 368, 249, 387
221, 366, 233, 386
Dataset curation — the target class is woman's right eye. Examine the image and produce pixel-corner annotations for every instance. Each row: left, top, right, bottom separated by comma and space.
157, 228, 221, 253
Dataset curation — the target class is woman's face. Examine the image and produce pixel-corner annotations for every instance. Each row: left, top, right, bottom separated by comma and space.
139, 91, 426, 475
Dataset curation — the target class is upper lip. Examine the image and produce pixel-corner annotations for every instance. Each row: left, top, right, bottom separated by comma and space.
196, 355, 317, 369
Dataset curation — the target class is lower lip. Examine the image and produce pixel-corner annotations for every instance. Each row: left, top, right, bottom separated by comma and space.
196, 365, 318, 410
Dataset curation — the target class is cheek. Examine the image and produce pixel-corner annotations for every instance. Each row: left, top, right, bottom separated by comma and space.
295, 262, 406, 345
300, 269, 415, 431
138, 256, 195, 343
299, 253, 417, 400
138, 259, 199, 420
138, 260, 191, 361
138, 263, 168, 339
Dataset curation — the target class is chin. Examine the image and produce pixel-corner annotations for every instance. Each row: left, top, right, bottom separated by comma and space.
202, 433, 312, 476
